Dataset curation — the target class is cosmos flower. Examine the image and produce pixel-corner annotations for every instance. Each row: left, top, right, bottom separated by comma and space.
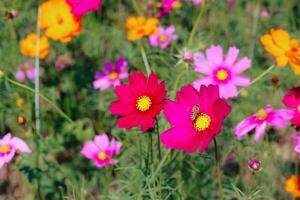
0, 133, 31, 169
186, 0, 203, 5
125, 16, 159, 41
66, 0, 102, 16
286, 175, 300, 198
234, 104, 293, 143
260, 29, 300, 75
39, 0, 83, 42
15, 61, 35, 82
160, 84, 231, 153
110, 72, 166, 132
248, 159, 262, 172
193, 45, 251, 99
292, 132, 300, 153
157, 0, 180, 18
20, 33, 49, 59
80, 134, 122, 168
282, 87, 300, 129
149, 25, 177, 49
93, 57, 128, 90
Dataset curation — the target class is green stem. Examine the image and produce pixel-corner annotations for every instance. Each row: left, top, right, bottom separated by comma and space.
35, 7, 41, 136
131, 0, 142, 16
155, 119, 162, 160
238, 65, 275, 94
213, 138, 224, 200
187, 4, 205, 48
5, 77, 74, 123
140, 46, 151, 75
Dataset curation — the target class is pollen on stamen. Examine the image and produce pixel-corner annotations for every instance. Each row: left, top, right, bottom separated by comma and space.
194, 113, 211, 132
136, 96, 152, 112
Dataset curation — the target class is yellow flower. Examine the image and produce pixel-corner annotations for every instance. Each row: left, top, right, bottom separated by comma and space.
125, 16, 159, 41
39, 0, 82, 43
285, 175, 300, 197
260, 29, 300, 75
20, 33, 49, 59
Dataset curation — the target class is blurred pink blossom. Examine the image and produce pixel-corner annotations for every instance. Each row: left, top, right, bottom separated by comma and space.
149, 25, 177, 49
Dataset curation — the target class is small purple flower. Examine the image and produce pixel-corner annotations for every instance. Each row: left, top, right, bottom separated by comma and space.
157, 0, 180, 18
149, 25, 177, 49
93, 57, 128, 91
260, 9, 269, 19
292, 132, 300, 153
227, 0, 236, 8
15, 61, 35, 82
249, 159, 261, 172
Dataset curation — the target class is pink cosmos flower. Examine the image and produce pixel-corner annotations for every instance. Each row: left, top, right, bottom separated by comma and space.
186, 0, 203, 5
149, 25, 177, 49
282, 87, 300, 129
260, 9, 269, 19
93, 57, 128, 91
234, 104, 293, 143
0, 133, 31, 169
157, 0, 180, 18
16, 61, 35, 82
66, 0, 102, 16
160, 84, 231, 153
80, 134, 122, 168
292, 132, 300, 153
193, 45, 251, 99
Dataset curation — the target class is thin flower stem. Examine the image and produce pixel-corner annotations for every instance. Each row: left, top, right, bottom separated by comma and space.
5, 77, 74, 124
155, 119, 162, 160
238, 65, 275, 94
213, 138, 224, 200
187, 3, 205, 48
35, 7, 41, 136
131, 0, 142, 16
140, 46, 151, 75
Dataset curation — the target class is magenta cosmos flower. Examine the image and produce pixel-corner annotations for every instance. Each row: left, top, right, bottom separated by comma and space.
234, 104, 293, 143
157, 0, 180, 18
193, 45, 251, 99
66, 0, 102, 16
93, 57, 128, 91
149, 25, 177, 49
0, 133, 31, 169
282, 87, 300, 129
292, 132, 300, 153
80, 134, 122, 168
160, 84, 231, 153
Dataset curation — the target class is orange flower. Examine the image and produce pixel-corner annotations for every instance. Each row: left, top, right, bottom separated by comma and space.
260, 29, 300, 75
125, 16, 159, 41
285, 175, 300, 197
39, 0, 82, 43
20, 33, 49, 59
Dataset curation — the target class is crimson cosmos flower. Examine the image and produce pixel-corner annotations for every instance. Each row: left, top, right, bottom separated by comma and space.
110, 71, 166, 132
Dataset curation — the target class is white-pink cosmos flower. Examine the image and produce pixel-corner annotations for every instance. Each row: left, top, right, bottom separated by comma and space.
80, 134, 122, 168
0, 133, 31, 168
193, 45, 251, 99
234, 104, 293, 143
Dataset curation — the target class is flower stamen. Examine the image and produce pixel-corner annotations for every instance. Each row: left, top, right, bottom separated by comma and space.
0, 144, 10, 154
136, 96, 152, 112
97, 152, 107, 161
194, 113, 211, 131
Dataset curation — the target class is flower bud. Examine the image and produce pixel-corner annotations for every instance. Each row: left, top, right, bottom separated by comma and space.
249, 159, 261, 172
0, 70, 4, 78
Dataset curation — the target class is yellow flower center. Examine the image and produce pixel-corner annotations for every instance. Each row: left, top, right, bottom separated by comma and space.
136, 96, 152, 112
109, 71, 118, 80
159, 35, 168, 43
97, 152, 107, 161
256, 109, 267, 120
194, 113, 211, 131
297, 105, 300, 113
172, 1, 181, 9
0, 144, 10, 154
216, 69, 229, 81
